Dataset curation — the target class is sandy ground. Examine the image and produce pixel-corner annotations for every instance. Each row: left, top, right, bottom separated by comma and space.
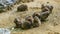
0, 0, 60, 34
